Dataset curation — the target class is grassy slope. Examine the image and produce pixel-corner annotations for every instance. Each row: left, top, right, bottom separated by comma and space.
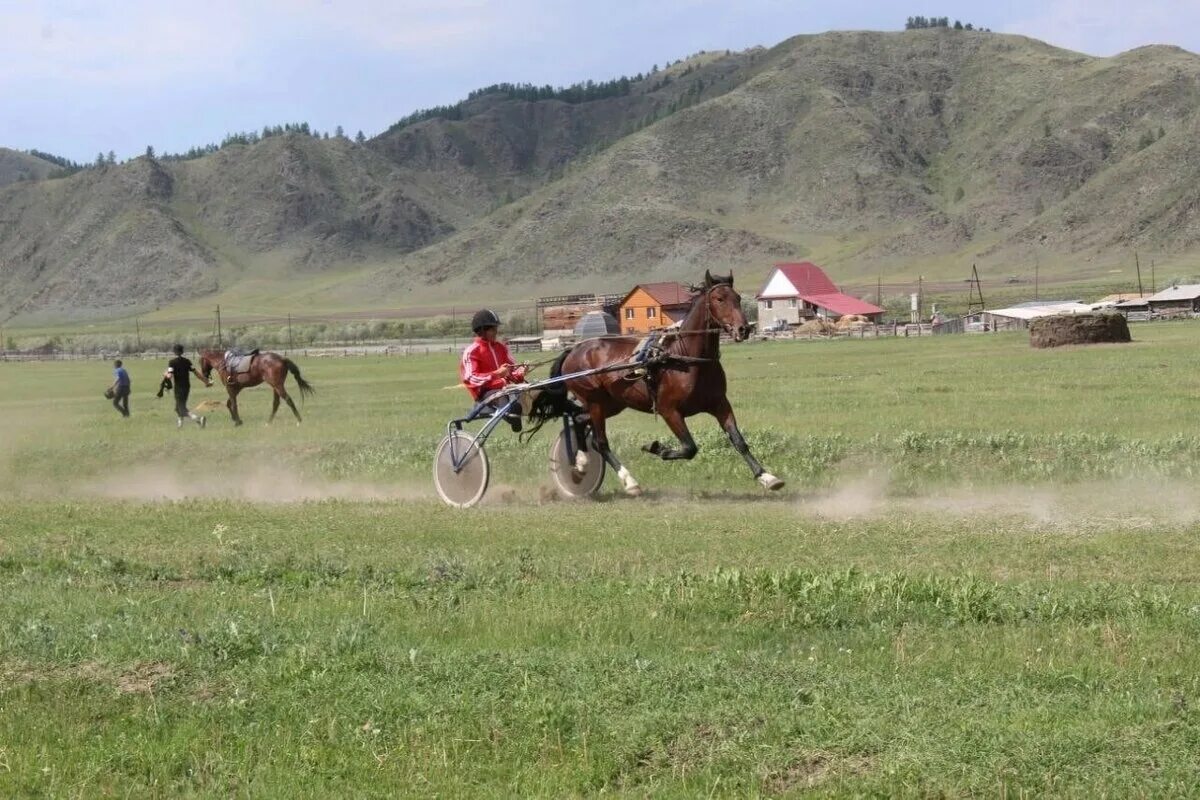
2, 326, 1200, 794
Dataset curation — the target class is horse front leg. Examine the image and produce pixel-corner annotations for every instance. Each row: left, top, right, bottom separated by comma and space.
227, 387, 243, 426
711, 400, 784, 490
642, 408, 698, 461
588, 406, 641, 496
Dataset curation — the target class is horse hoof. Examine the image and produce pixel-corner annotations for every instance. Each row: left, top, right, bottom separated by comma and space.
626, 485, 643, 497
642, 441, 662, 455
758, 473, 785, 491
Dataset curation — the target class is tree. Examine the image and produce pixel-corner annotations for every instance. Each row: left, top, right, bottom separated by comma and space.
107, 150, 116, 164
355, 130, 366, 144
954, 20, 963, 30
1158, 126, 1166, 140
95, 152, 105, 168
954, 186, 965, 202
1033, 196, 1045, 216
335, 125, 345, 138
145, 145, 155, 159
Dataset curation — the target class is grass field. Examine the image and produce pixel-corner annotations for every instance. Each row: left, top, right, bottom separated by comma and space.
3, 325, 1200, 796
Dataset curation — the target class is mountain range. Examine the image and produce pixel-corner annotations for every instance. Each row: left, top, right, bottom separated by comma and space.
2, 29, 1199, 324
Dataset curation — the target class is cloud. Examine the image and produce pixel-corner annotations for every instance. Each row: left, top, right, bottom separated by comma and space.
1003, 0, 1200, 56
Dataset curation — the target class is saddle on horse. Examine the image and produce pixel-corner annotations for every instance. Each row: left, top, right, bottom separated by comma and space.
223, 348, 261, 383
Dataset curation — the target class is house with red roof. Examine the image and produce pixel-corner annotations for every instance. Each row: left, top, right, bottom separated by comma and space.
617, 282, 692, 334
756, 262, 884, 327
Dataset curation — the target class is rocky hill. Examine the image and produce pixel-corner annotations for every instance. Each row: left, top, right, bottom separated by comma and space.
0, 148, 56, 188
3, 30, 1200, 322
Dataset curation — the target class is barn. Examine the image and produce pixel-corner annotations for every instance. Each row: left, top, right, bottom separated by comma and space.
1146, 284, 1200, 316
756, 262, 884, 327
617, 283, 692, 334
981, 301, 1094, 331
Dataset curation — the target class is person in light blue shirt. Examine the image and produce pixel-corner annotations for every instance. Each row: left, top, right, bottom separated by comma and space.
109, 359, 131, 417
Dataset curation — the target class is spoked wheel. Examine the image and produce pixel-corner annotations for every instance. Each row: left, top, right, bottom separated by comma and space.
548, 428, 606, 499
433, 431, 490, 508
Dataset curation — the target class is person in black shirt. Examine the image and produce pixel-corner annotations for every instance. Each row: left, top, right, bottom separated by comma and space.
166, 344, 211, 428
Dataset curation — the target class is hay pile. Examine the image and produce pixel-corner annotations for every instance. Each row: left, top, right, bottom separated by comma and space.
1029, 313, 1131, 348
796, 318, 837, 335
835, 314, 871, 330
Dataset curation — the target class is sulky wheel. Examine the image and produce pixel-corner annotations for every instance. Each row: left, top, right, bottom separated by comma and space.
433, 431, 490, 508
548, 428, 606, 499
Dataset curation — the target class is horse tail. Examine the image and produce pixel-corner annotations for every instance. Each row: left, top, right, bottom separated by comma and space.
521, 349, 576, 441
284, 358, 315, 398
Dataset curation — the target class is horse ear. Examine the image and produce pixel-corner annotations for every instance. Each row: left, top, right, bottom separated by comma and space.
704, 269, 714, 287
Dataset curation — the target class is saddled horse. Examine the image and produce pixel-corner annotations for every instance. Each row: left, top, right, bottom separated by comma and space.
197, 349, 314, 426
532, 270, 783, 496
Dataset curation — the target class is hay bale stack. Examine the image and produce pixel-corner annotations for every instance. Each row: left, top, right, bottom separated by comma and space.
797, 318, 836, 335
1029, 313, 1131, 348
835, 314, 870, 330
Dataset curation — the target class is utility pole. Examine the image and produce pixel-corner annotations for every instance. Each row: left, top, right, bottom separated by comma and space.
451, 308, 456, 350
1034, 254, 1039, 300
917, 275, 923, 322
287, 314, 294, 353
1151, 258, 1156, 295
215, 305, 223, 346
135, 317, 142, 352
877, 275, 882, 308
967, 264, 986, 316
1135, 252, 1144, 298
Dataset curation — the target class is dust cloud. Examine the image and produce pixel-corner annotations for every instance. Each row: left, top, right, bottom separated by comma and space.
76, 464, 430, 503
803, 472, 1200, 527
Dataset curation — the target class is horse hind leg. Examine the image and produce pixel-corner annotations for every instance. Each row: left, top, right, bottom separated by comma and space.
280, 389, 302, 424
711, 400, 784, 490
268, 392, 281, 424
588, 407, 641, 496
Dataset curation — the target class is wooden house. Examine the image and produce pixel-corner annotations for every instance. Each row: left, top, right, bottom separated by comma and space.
617, 282, 692, 334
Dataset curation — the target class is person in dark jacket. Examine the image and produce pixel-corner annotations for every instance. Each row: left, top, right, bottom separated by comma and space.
165, 344, 211, 428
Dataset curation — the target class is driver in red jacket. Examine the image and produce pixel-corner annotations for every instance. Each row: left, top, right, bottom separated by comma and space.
460, 309, 527, 431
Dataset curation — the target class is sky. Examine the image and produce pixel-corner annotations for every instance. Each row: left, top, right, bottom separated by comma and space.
2, 0, 1198, 163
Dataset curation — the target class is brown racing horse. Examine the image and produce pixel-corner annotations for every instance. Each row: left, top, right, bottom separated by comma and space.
540, 270, 783, 496
197, 349, 313, 426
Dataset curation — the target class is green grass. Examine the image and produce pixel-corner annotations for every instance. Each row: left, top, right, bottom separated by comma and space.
2, 323, 1200, 795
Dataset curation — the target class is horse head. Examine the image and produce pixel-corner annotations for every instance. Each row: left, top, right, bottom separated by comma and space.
198, 350, 216, 383
699, 270, 750, 342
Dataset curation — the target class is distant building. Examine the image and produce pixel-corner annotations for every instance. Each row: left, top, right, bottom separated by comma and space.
538, 292, 623, 337
1146, 284, 1200, 315
1092, 292, 1147, 309
618, 282, 692, 334
756, 262, 884, 327
574, 310, 620, 339
1114, 285, 1200, 317
982, 301, 1094, 331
